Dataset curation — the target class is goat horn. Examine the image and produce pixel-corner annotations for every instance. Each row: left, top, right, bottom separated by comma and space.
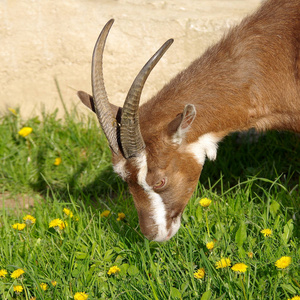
120, 39, 174, 158
92, 19, 119, 154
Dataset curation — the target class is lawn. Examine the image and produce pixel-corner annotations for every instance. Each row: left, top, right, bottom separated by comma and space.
0, 107, 299, 300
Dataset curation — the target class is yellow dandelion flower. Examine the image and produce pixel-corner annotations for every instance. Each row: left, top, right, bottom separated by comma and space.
231, 263, 248, 273
275, 256, 292, 269
49, 218, 66, 230
74, 292, 89, 300
13, 285, 23, 293
194, 268, 205, 279
18, 127, 33, 137
8, 108, 17, 116
199, 198, 212, 208
51, 280, 57, 287
0, 269, 8, 277
23, 215, 36, 225
40, 283, 48, 291
215, 258, 231, 269
117, 212, 125, 221
260, 228, 272, 237
54, 157, 62, 166
63, 208, 73, 218
206, 241, 215, 250
11, 269, 25, 279
100, 210, 110, 217
107, 265, 121, 275
248, 252, 254, 259
288, 296, 300, 300
12, 223, 26, 231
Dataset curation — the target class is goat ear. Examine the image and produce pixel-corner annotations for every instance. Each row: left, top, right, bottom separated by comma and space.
77, 91, 96, 112
77, 90, 122, 120
167, 104, 196, 144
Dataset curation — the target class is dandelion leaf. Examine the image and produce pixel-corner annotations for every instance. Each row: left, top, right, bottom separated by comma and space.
170, 287, 182, 299
270, 200, 280, 218
120, 263, 129, 276
75, 252, 88, 260
103, 249, 114, 262
127, 265, 139, 276
281, 283, 297, 294
282, 219, 294, 245
201, 290, 212, 300
235, 221, 247, 247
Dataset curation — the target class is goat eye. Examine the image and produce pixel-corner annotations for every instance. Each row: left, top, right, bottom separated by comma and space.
153, 178, 167, 190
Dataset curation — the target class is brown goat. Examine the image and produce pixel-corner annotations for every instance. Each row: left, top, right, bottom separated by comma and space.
78, 0, 300, 241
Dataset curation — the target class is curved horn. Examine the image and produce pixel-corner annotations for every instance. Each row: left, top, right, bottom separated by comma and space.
120, 39, 174, 159
92, 19, 119, 154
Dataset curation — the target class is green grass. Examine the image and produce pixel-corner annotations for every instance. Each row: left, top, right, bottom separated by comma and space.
0, 107, 299, 300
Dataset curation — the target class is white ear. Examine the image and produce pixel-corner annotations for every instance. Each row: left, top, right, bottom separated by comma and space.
170, 104, 196, 144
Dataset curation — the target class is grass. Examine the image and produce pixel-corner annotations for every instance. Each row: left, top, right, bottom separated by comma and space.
0, 107, 299, 300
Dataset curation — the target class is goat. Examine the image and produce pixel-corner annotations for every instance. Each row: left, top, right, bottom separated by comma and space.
77, 0, 300, 242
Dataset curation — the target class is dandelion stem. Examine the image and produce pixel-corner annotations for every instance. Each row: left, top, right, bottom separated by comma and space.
293, 278, 300, 288
205, 210, 210, 237
240, 275, 247, 300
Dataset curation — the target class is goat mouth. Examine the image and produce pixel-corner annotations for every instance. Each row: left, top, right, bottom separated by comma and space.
153, 215, 181, 242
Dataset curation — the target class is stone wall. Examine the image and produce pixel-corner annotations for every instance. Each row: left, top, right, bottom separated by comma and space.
1, 0, 261, 118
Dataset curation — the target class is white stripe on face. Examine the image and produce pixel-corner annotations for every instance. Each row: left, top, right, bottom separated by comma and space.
134, 152, 170, 242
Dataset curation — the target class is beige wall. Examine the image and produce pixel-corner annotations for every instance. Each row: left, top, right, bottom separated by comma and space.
1, 0, 261, 118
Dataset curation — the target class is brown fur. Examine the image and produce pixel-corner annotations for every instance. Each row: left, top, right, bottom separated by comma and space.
140, 0, 300, 140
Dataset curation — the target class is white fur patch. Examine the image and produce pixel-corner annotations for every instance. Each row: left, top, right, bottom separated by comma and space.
186, 133, 221, 165
113, 159, 128, 180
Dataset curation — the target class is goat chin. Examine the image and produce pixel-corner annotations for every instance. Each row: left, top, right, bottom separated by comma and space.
150, 216, 182, 243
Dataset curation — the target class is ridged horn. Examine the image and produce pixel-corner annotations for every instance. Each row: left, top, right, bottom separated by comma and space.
92, 19, 119, 154
120, 39, 174, 159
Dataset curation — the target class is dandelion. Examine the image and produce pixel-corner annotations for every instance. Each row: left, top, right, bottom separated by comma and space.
74, 292, 89, 300
231, 263, 248, 273
8, 108, 18, 116
40, 283, 48, 291
49, 218, 66, 231
248, 252, 254, 258
23, 215, 36, 225
288, 296, 300, 300
0, 269, 8, 278
117, 213, 125, 221
107, 266, 121, 275
215, 258, 231, 269
54, 157, 62, 166
12, 223, 26, 231
18, 127, 33, 137
275, 256, 292, 269
100, 210, 110, 217
11, 269, 25, 279
206, 241, 215, 250
63, 208, 73, 218
199, 198, 212, 208
260, 228, 272, 237
194, 268, 205, 279
13, 285, 23, 294
51, 281, 57, 287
